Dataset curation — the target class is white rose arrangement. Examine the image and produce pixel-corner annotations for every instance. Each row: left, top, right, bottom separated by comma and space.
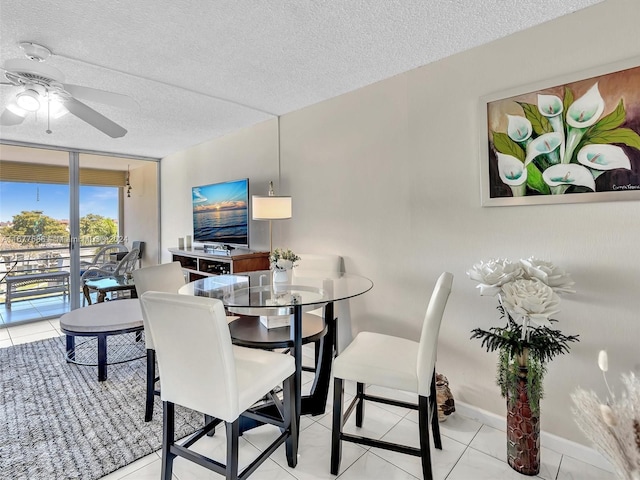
467, 257, 579, 411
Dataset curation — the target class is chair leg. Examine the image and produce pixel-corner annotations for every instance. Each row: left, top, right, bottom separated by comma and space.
355, 382, 365, 427
430, 370, 442, 450
284, 374, 298, 468
161, 401, 176, 480
145, 349, 156, 422
418, 395, 434, 480
204, 415, 216, 437
225, 420, 239, 480
331, 377, 344, 475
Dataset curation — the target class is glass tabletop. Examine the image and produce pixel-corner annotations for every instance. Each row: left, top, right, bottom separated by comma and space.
178, 269, 373, 316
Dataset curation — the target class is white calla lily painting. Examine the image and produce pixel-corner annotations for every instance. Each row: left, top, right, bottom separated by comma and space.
483, 63, 640, 205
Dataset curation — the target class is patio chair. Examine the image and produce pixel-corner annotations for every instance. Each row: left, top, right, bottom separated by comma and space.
80, 244, 128, 275
81, 248, 139, 304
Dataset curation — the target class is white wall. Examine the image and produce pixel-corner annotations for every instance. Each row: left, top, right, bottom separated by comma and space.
161, 0, 640, 444
123, 161, 159, 266
161, 119, 281, 261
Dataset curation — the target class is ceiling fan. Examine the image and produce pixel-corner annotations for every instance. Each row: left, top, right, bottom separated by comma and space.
0, 42, 135, 138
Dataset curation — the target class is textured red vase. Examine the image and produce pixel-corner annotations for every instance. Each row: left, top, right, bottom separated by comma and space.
506, 368, 540, 475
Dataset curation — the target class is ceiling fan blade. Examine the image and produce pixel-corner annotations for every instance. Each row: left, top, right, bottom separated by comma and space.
63, 84, 137, 110
0, 107, 26, 126
63, 97, 127, 138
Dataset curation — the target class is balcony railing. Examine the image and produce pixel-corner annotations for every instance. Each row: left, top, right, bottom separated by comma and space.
0, 244, 120, 305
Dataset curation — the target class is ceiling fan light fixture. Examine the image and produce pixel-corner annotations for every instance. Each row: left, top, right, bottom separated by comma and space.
6, 102, 28, 117
48, 96, 68, 118
16, 89, 41, 111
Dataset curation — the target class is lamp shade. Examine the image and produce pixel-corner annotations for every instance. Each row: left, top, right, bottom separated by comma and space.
252, 195, 292, 220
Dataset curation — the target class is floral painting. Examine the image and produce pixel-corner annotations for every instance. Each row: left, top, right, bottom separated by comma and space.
483, 63, 640, 205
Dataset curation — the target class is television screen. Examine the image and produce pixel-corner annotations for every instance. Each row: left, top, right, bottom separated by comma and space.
192, 178, 249, 247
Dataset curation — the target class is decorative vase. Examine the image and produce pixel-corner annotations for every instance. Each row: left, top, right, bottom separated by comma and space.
435, 373, 456, 422
506, 366, 540, 476
273, 269, 290, 284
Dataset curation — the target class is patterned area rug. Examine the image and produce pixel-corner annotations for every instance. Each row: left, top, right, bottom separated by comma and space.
0, 336, 202, 480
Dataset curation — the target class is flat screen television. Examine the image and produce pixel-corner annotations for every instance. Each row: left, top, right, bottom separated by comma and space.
192, 178, 249, 248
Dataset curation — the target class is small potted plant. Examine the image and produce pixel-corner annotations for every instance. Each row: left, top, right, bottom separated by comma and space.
269, 248, 300, 283
467, 257, 579, 475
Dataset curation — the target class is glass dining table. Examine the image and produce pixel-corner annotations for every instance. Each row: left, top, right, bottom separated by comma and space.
178, 269, 373, 426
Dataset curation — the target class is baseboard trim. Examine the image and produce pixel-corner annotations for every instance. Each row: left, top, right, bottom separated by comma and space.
455, 401, 614, 473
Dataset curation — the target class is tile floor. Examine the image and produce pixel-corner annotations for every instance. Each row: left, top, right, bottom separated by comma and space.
0, 321, 615, 480
0, 294, 71, 326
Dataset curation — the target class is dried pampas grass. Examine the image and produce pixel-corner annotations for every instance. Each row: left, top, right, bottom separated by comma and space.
572, 372, 640, 480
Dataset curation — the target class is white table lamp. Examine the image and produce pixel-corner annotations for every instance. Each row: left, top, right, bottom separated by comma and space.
252, 181, 292, 252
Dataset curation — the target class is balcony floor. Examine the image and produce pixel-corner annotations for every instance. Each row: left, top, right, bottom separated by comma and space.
0, 294, 71, 327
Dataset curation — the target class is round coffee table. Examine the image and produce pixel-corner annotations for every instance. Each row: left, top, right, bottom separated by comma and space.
60, 299, 144, 381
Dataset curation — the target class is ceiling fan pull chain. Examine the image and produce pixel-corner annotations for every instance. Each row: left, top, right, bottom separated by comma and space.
46, 90, 52, 134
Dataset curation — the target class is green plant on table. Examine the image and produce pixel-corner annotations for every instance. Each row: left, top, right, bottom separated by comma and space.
269, 248, 300, 270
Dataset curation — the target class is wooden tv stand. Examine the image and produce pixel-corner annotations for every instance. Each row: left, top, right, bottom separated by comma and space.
168, 247, 270, 282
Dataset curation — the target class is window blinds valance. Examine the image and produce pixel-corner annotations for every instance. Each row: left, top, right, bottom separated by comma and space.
0, 161, 127, 187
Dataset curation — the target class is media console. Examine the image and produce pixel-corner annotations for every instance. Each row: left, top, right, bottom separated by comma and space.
169, 247, 270, 282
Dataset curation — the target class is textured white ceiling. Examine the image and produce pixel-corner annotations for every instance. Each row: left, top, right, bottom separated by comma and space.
0, 0, 603, 159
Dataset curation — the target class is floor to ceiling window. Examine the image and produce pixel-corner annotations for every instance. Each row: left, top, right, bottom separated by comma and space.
0, 144, 158, 326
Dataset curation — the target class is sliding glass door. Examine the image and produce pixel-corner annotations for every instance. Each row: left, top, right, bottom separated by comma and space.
0, 144, 158, 325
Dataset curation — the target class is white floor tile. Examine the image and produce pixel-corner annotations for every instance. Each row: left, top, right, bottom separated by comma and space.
172, 432, 297, 480
117, 457, 179, 479
0, 328, 10, 341
0, 339, 12, 348
336, 450, 420, 479
557, 454, 617, 480
469, 424, 562, 480
372, 417, 467, 480
317, 398, 405, 440
48, 318, 61, 329
10, 329, 61, 345
97, 452, 160, 480
242, 421, 367, 480
405, 411, 483, 446
7, 320, 56, 338
447, 447, 544, 480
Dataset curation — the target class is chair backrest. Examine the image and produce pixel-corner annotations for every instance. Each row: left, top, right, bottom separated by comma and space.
91, 244, 128, 268
132, 262, 185, 295
132, 262, 186, 349
416, 272, 453, 397
294, 253, 343, 275
139, 292, 240, 421
294, 253, 355, 353
112, 248, 140, 276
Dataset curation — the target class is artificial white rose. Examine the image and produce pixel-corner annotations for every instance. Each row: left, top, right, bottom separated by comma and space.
500, 278, 560, 327
467, 258, 524, 296
520, 257, 575, 294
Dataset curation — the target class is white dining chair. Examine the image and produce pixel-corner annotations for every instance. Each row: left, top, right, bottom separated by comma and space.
140, 292, 298, 480
330, 272, 453, 480
293, 253, 349, 362
132, 261, 186, 421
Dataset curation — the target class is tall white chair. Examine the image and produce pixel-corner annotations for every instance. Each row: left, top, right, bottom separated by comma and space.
330, 272, 453, 480
293, 253, 345, 369
132, 262, 186, 422
140, 292, 298, 480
